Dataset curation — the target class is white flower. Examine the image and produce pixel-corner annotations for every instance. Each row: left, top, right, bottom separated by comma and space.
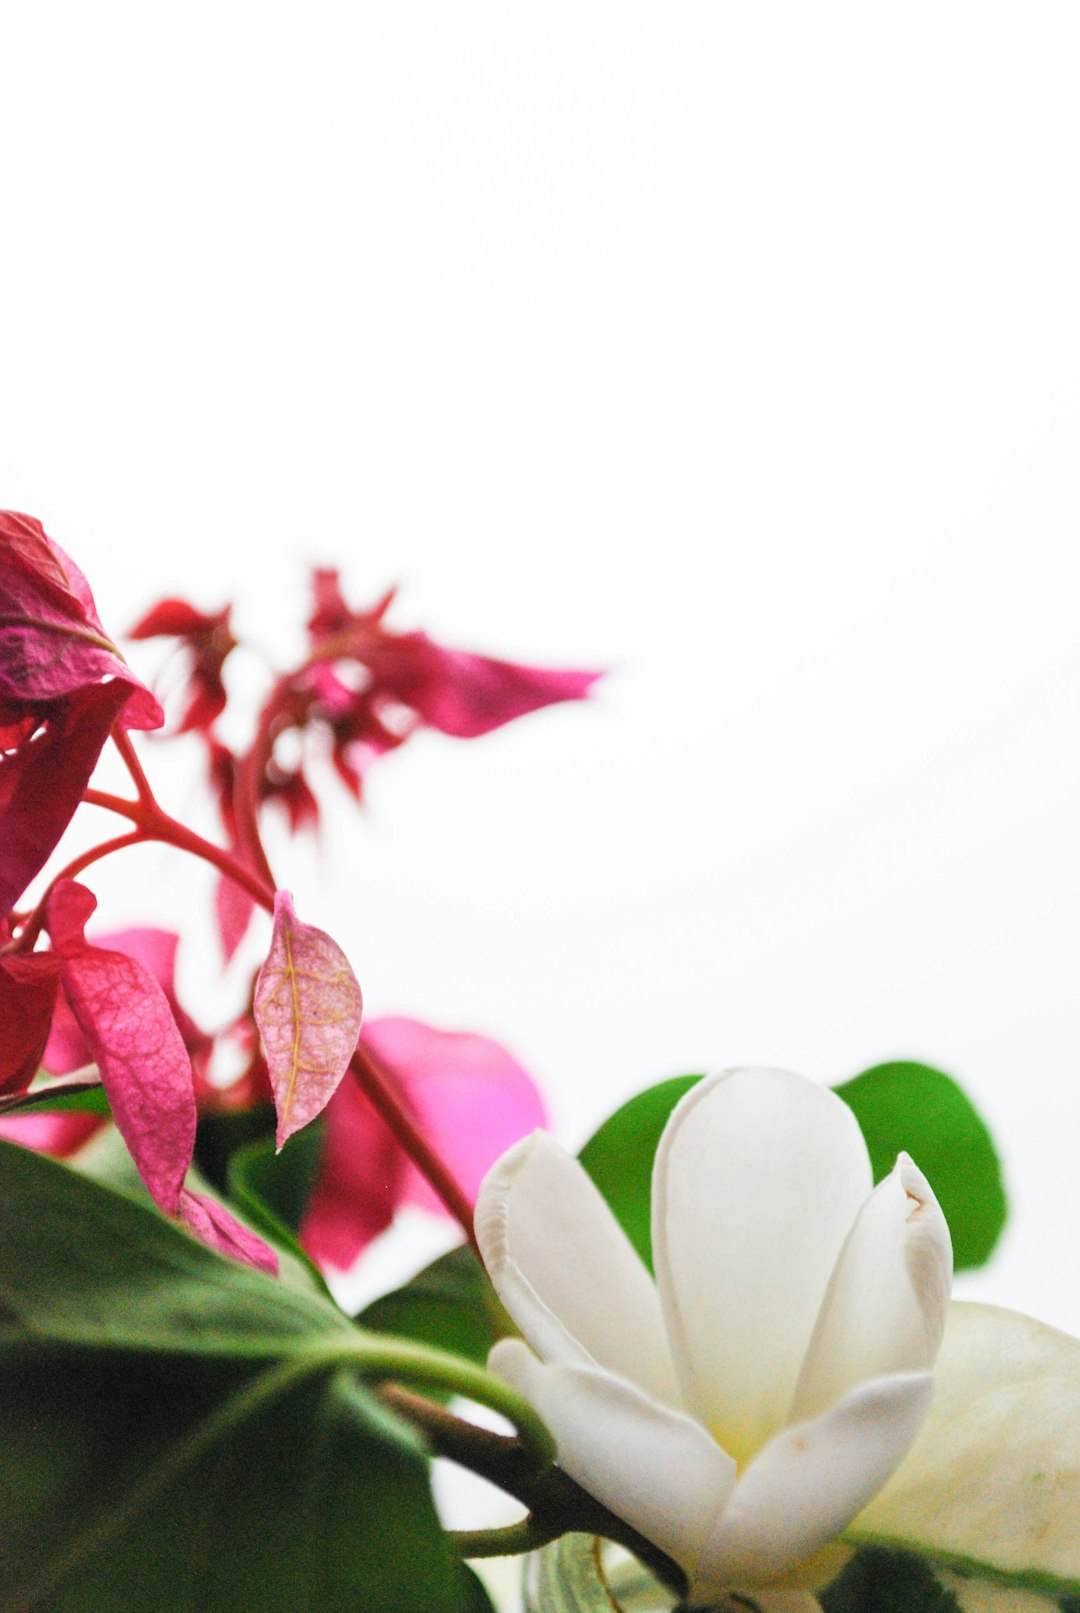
475, 1067, 953, 1608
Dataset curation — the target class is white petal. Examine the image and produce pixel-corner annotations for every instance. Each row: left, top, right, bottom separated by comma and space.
652, 1068, 873, 1460
490, 1337, 736, 1581
792, 1153, 953, 1422
475, 1132, 680, 1404
850, 1301, 1080, 1587
690, 1371, 933, 1600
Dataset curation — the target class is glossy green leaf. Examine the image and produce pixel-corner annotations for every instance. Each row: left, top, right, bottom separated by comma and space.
361, 1243, 514, 1367
848, 1302, 1080, 1595
0, 1140, 496, 1612
835, 1061, 1007, 1269
577, 1074, 701, 1270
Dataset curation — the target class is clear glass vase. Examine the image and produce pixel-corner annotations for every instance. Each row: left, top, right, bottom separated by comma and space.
524, 1534, 678, 1613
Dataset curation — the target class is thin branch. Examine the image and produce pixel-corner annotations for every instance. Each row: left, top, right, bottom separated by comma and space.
378, 1386, 687, 1597
351, 1043, 478, 1252
110, 724, 154, 803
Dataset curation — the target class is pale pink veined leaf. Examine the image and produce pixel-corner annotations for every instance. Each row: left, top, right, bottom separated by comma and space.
253, 891, 363, 1151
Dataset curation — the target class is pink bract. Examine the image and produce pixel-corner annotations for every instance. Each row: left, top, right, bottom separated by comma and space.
300, 1015, 548, 1274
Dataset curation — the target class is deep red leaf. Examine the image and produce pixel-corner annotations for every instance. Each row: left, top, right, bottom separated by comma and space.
0, 951, 62, 1093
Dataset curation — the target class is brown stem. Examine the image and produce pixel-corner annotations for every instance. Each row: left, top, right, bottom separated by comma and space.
379, 1386, 687, 1598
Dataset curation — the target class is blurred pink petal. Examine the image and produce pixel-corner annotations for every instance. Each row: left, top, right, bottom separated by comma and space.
404, 638, 602, 739
299, 1015, 547, 1274
298, 1086, 402, 1274
215, 873, 256, 962
0, 951, 61, 1092
367, 1016, 549, 1212
0, 1110, 102, 1155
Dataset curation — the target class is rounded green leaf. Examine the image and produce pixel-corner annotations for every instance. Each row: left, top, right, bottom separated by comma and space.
834, 1062, 1007, 1270
577, 1075, 702, 1271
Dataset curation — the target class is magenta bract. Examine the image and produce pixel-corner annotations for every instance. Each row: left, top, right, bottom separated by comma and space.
46, 881, 196, 1217
178, 1189, 279, 1276
0, 511, 163, 916
0, 950, 61, 1093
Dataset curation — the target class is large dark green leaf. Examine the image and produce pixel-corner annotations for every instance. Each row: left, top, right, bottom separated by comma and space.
577, 1074, 701, 1270
361, 1244, 513, 1367
834, 1061, 1007, 1270
0, 1352, 472, 1613
0, 1141, 494, 1612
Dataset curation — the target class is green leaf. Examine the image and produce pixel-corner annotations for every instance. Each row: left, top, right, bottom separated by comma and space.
1, 1349, 474, 1612
578, 1061, 1006, 1274
834, 1061, 1007, 1270
0, 1135, 353, 1356
224, 1122, 337, 1300
194, 1102, 277, 1195
823, 1547, 961, 1613
847, 1302, 1080, 1595
228, 1119, 325, 1243
361, 1244, 514, 1367
577, 1074, 702, 1271
0, 1078, 111, 1116
0, 1140, 498, 1612
64, 1121, 331, 1304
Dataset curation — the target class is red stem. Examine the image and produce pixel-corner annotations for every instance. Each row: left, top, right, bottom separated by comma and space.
23, 734, 480, 1249
231, 691, 285, 893
351, 1042, 478, 1252
81, 789, 273, 909
111, 724, 154, 804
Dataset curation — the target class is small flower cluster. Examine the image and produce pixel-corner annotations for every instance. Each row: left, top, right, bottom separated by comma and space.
0, 510, 595, 1276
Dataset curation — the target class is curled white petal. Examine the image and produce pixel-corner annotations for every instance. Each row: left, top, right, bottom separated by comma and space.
691, 1371, 934, 1600
490, 1337, 737, 1581
653, 1068, 873, 1461
792, 1153, 952, 1423
475, 1132, 680, 1404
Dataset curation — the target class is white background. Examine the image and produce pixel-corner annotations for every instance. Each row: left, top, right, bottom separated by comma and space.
2, 3, 1079, 1374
